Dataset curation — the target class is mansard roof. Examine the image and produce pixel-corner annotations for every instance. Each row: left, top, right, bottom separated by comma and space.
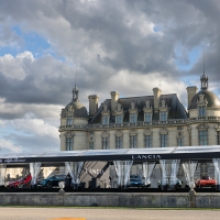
189, 89, 220, 110
89, 93, 187, 124
61, 100, 88, 119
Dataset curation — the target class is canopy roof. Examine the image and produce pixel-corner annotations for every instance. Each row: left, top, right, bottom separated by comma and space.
1, 145, 220, 165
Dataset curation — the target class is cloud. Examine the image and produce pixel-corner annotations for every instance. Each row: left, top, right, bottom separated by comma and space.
11, 119, 58, 139
0, 118, 59, 153
0, 139, 22, 153
0, 0, 220, 152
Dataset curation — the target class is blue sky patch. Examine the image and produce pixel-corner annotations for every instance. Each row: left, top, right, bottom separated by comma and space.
11, 25, 51, 58
175, 45, 203, 71
153, 25, 162, 33
0, 25, 67, 63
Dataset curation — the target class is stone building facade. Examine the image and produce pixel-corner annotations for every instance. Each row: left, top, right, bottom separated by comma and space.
59, 74, 220, 151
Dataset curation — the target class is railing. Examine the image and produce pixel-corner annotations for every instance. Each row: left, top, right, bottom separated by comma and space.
59, 117, 220, 130
190, 116, 220, 121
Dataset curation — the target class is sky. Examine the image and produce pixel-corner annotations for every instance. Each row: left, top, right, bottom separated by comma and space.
0, 0, 220, 154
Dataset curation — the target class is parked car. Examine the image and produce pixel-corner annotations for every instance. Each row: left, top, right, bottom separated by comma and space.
158, 178, 183, 191
7, 173, 32, 188
38, 174, 66, 188
129, 175, 144, 188
196, 176, 217, 188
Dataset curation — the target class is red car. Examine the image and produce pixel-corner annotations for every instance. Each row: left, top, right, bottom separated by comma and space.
196, 176, 217, 188
7, 173, 32, 188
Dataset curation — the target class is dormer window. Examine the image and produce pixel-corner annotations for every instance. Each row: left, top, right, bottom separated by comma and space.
144, 112, 152, 122
66, 116, 73, 126
130, 113, 137, 123
160, 111, 167, 121
145, 101, 151, 109
117, 103, 121, 110
103, 103, 108, 111
161, 100, 166, 108
115, 115, 123, 124
198, 106, 206, 117
131, 102, 135, 110
102, 115, 109, 125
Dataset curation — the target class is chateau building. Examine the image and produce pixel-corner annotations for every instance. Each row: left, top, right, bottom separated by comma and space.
59, 74, 220, 151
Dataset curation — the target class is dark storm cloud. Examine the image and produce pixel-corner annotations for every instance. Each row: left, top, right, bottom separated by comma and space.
0, 55, 76, 105
1, 0, 220, 152
0, 0, 220, 108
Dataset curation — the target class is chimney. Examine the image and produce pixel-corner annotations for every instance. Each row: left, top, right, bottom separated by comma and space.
88, 94, 99, 118
153, 87, 161, 109
110, 91, 119, 111
186, 86, 198, 109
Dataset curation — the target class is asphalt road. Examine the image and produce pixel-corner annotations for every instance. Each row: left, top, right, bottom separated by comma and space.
0, 207, 220, 220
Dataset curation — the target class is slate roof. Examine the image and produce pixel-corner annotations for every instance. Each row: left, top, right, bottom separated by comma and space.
89, 93, 187, 124
61, 100, 88, 119
189, 89, 220, 110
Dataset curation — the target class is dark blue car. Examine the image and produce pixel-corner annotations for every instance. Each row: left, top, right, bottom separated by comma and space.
39, 174, 66, 188
129, 175, 144, 188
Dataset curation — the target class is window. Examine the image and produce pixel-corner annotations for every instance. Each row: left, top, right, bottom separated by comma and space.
177, 137, 183, 146
217, 131, 220, 145
130, 113, 137, 123
66, 116, 73, 126
199, 130, 208, 145
66, 137, 73, 151
115, 136, 122, 149
144, 135, 152, 148
130, 135, 137, 148
160, 112, 167, 121
115, 115, 123, 124
145, 113, 152, 122
198, 106, 206, 117
160, 134, 168, 147
89, 142, 94, 150
102, 115, 109, 125
102, 137, 109, 149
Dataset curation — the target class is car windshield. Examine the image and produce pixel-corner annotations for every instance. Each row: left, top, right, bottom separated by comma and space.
130, 175, 141, 179
201, 176, 210, 180
56, 175, 66, 178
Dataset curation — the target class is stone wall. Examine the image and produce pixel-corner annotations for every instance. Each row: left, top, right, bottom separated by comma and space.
1, 192, 220, 208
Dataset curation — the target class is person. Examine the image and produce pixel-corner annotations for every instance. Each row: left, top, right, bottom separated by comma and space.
65, 173, 71, 188
109, 176, 112, 188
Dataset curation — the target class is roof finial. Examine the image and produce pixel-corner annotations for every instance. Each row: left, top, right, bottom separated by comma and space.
75, 66, 77, 88
203, 50, 206, 75
72, 64, 79, 101
200, 50, 208, 90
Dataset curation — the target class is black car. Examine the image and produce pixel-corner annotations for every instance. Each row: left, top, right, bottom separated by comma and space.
158, 178, 183, 191
129, 175, 144, 188
38, 174, 66, 188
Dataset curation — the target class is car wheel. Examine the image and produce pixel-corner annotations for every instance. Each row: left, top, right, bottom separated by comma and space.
18, 184, 23, 188
46, 181, 52, 188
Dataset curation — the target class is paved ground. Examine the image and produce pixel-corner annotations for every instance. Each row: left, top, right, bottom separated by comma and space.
0, 207, 220, 220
